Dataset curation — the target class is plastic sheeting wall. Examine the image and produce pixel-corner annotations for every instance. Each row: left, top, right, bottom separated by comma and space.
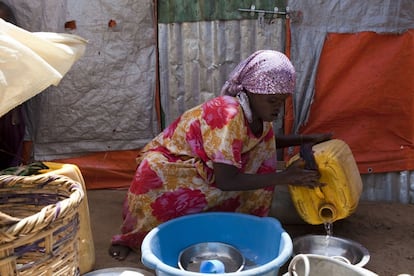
286, 0, 414, 204
158, 18, 286, 127
4, 0, 158, 160
287, 0, 414, 134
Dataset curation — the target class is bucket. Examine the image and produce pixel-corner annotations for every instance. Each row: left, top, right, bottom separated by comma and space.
283, 254, 378, 276
141, 212, 292, 275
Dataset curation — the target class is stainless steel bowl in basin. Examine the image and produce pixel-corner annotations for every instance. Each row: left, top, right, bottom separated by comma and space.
178, 242, 245, 273
293, 235, 370, 267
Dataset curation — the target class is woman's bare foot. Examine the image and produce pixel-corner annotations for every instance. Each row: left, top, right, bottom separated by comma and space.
108, 244, 131, 261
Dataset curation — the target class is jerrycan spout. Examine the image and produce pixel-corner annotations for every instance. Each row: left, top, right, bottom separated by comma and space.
318, 204, 337, 222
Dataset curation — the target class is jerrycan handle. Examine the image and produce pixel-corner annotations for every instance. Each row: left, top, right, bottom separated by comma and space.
300, 143, 318, 170
301, 143, 325, 200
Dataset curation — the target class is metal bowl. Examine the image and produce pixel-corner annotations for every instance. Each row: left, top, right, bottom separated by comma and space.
178, 242, 245, 273
293, 235, 370, 267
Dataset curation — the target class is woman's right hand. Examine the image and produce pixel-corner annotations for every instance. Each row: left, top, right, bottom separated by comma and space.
283, 159, 323, 188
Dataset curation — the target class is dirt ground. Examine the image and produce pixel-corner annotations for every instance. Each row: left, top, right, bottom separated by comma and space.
86, 189, 414, 276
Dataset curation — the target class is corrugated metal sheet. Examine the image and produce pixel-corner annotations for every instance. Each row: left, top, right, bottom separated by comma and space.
361, 171, 414, 204
158, 18, 285, 127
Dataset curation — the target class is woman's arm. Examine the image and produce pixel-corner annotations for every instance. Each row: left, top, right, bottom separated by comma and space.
276, 133, 333, 148
213, 160, 321, 191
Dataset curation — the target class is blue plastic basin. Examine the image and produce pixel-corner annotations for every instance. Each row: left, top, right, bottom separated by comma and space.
141, 212, 292, 275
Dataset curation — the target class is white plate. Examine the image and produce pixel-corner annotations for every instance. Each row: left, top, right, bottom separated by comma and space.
83, 267, 154, 276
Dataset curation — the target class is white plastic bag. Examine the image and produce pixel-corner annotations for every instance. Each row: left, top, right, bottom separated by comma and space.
0, 18, 86, 116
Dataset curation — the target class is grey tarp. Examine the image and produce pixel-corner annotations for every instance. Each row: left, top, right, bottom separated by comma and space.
4, 0, 158, 160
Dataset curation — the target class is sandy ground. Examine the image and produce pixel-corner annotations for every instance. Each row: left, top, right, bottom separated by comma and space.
85, 189, 414, 276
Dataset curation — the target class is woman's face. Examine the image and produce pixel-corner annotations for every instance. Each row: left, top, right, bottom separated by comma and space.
247, 92, 290, 122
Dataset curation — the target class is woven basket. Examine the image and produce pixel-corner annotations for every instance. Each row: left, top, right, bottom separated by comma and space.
0, 174, 84, 276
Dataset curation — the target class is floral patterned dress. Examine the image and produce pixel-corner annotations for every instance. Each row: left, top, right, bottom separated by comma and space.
111, 95, 277, 250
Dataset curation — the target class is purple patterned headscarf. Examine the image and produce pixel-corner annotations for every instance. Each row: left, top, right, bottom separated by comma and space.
220, 50, 296, 96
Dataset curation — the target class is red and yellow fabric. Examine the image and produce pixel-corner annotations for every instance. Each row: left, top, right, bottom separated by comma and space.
111, 96, 277, 250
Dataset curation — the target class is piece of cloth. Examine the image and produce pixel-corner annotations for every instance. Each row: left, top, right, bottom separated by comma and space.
111, 96, 277, 250
220, 50, 295, 96
221, 50, 295, 123
54, 149, 141, 190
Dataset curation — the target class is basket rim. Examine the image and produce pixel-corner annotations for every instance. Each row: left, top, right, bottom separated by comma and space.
0, 174, 84, 242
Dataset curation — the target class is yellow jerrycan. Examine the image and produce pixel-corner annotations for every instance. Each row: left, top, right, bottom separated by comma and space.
40, 162, 95, 274
287, 139, 363, 225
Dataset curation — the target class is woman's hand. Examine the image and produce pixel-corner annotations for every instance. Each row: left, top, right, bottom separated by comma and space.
282, 159, 323, 188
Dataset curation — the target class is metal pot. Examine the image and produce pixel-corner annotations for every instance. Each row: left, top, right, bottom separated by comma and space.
178, 242, 245, 273
293, 235, 370, 267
